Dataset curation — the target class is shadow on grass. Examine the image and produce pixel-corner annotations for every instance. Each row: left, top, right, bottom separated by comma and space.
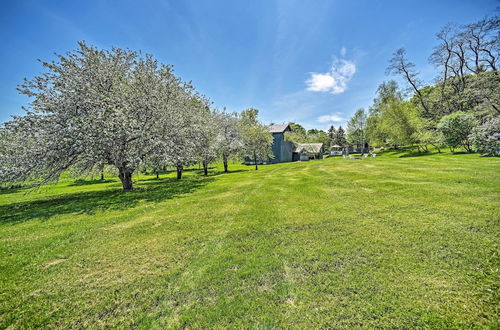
0, 176, 214, 224
69, 179, 116, 186
209, 169, 248, 177
398, 151, 441, 158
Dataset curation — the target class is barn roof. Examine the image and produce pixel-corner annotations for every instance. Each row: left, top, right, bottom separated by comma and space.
293, 143, 323, 153
268, 123, 290, 133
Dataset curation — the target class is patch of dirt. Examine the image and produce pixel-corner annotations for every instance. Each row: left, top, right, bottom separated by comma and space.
42, 258, 67, 268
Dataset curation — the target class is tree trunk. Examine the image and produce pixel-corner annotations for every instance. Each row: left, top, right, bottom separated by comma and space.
254, 151, 258, 170
464, 142, 472, 153
222, 154, 228, 173
156, 170, 159, 179
203, 160, 208, 176
100, 170, 104, 181
118, 169, 133, 191
431, 143, 441, 153
176, 163, 183, 180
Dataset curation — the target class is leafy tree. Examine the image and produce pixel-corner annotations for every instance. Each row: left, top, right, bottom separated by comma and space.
389, 16, 499, 121
381, 100, 421, 148
413, 119, 445, 153
470, 117, 500, 156
285, 126, 329, 146
438, 111, 477, 152
347, 109, 368, 149
284, 130, 307, 146
307, 129, 329, 146
367, 81, 404, 146
0, 42, 193, 190
240, 108, 273, 170
289, 122, 307, 136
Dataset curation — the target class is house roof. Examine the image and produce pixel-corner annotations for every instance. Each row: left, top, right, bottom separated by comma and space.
293, 143, 323, 153
268, 123, 290, 133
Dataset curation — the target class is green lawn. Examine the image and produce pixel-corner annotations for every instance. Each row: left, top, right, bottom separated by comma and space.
1, 152, 499, 328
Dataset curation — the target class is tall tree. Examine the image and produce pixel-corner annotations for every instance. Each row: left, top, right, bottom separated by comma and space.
240, 108, 273, 170
289, 122, 307, 136
215, 111, 243, 173
166, 95, 208, 180
334, 126, 347, 146
0, 42, 193, 190
195, 102, 219, 177
327, 125, 337, 147
387, 48, 431, 115
307, 129, 329, 146
347, 109, 368, 149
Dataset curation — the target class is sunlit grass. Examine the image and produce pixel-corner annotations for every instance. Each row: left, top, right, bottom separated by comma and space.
1, 152, 499, 328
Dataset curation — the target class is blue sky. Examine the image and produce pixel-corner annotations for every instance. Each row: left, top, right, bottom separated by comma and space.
0, 0, 497, 129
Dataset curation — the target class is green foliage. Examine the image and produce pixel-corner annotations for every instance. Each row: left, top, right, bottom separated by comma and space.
347, 108, 367, 148
411, 71, 500, 121
284, 125, 328, 146
470, 117, 500, 156
240, 108, 274, 168
284, 130, 307, 145
289, 122, 306, 136
381, 100, 421, 147
438, 112, 477, 152
307, 129, 329, 146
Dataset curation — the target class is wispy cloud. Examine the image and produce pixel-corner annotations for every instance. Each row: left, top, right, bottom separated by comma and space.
340, 46, 347, 57
305, 52, 356, 94
317, 114, 344, 123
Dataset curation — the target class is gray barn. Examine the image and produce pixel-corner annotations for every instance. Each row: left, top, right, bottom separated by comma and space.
268, 124, 294, 163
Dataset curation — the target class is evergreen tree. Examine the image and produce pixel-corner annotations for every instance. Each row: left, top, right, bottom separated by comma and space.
327, 125, 337, 147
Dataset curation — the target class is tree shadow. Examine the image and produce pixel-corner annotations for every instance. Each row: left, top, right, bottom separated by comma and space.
398, 151, 440, 158
69, 179, 116, 186
0, 176, 214, 224
207, 169, 249, 177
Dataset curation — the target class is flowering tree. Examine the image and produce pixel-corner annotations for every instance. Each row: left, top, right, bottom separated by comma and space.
194, 100, 219, 176
215, 111, 243, 173
470, 118, 500, 156
0, 42, 192, 190
240, 108, 273, 170
164, 95, 207, 180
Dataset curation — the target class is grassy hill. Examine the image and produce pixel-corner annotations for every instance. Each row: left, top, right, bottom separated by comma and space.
1, 152, 499, 328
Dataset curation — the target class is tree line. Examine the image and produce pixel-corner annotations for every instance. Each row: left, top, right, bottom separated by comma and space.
0, 42, 274, 191
345, 15, 499, 155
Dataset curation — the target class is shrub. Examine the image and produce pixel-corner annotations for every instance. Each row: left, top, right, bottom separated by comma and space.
470, 118, 500, 156
437, 112, 477, 152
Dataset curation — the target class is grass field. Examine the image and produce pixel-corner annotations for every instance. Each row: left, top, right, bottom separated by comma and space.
1, 152, 499, 328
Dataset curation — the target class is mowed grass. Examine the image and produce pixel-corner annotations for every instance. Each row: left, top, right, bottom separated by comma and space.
0, 152, 499, 328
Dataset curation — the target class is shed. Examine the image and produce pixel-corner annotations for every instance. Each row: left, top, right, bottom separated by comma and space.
292, 143, 324, 161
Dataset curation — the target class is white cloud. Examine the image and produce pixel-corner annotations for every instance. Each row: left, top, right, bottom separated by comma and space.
305, 56, 356, 94
317, 114, 344, 123
340, 46, 347, 57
